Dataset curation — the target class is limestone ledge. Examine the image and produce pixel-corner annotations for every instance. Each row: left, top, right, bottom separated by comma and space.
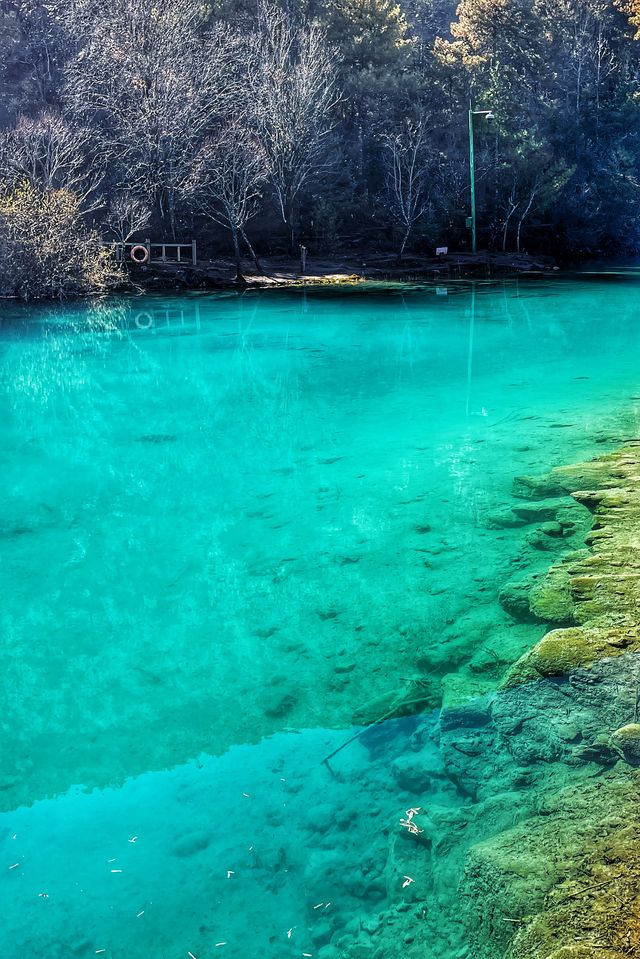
317, 445, 640, 959
502, 442, 640, 681
464, 771, 640, 959
461, 443, 640, 959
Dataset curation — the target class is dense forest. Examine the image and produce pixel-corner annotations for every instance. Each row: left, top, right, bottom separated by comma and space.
1, 0, 640, 295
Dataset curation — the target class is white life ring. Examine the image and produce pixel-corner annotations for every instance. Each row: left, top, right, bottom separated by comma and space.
130, 244, 150, 264
134, 312, 153, 330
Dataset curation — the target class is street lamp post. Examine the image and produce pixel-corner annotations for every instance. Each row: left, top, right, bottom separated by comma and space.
468, 108, 494, 254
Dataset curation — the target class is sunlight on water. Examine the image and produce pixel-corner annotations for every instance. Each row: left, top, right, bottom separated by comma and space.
2, 279, 640, 958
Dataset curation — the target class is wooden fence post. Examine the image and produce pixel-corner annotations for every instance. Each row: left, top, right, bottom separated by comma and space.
191, 240, 197, 265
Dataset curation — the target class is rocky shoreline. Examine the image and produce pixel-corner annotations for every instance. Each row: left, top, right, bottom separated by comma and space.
133, 250, 555, 292
329, 442, 640, 959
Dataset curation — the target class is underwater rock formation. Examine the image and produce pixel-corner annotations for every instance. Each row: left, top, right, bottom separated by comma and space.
458, 442, 640, 959
328, 443, 640, 959
464, 772, 640, 959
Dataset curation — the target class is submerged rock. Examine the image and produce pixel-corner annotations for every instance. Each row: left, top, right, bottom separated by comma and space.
498, 578, 541, 622
611, 723, 640, 765
503, 625, 639, 685
461, 773, 640, 959
459, 445, 640, 957
333, 444, 640, 959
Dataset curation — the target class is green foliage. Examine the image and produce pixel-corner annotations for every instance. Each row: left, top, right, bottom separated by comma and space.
324, 0, 416, 69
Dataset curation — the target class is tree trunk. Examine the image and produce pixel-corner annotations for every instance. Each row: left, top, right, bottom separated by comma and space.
168, 193, 177, 241
516, 188, 537, 254
284, 195, 296, 255
502, 195, 518, 252
399, 223, 411, 260
231, 226, 245, 283
241, 229, 263, 274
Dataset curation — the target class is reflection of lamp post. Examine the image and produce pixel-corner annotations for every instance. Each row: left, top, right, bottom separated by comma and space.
465, 282, 476, 416
469, 108, 494, 254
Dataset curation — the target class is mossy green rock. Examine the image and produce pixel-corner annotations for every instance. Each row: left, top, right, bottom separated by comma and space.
505, 446, 640, 688
611, 723, 640, 765
504, 625, 640, 686
462, 774, 640, 959
477, 446, 640, 959
529, 567, 575, 622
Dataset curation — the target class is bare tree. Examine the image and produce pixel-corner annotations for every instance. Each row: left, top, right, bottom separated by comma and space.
0, 0, 80, 106
498, 146, 574, 253
250, 2, 339, 251
64, 0, 242, 236
501, 181, 519, 252
0, 110, 101, 207
105, 194, 151, 244
384, 118, 432, 258
192, 123, 268, 281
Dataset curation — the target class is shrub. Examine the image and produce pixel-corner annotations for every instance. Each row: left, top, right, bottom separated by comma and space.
0, 181, 122, 298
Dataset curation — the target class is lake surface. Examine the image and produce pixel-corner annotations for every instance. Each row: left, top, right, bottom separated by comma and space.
2, 277, 640, 959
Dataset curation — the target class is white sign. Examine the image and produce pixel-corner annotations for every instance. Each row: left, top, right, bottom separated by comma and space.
436, 246, 448, 256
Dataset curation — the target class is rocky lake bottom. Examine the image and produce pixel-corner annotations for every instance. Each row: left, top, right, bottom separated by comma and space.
2, 279, 640, 959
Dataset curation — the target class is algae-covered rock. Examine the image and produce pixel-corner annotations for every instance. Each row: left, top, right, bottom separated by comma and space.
504, 626, 640, 687
460, 773, 640, 959
500, 559, 582, 625
542, 949, 623, 959
390, 752, 448, 793
525, 523, 566, 551
529, 568, 575, 623
440, 672, 495, 713
573, 734, 620, 766
499, 578, 542, 622
512, 474, 571, 499
487, 502, 564, 529
610, 723, 640, 765
513, 443, 640, 501
486, 508, 533, 529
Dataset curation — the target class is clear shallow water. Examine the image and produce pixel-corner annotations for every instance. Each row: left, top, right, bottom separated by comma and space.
2, 278, 640, 959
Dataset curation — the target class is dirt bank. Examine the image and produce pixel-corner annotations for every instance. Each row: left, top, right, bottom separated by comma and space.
132, 250, 555, 291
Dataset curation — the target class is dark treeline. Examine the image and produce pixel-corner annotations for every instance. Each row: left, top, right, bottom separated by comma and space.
1, 0, 640, 296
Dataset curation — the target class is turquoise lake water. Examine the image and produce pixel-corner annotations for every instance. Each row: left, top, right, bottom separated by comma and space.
2, 278, 640, 959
